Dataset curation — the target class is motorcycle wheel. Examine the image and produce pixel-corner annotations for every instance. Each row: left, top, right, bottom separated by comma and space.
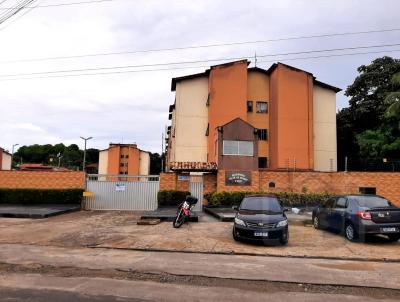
173, 209, 185, 228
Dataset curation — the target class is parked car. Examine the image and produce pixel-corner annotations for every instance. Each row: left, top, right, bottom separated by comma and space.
312, 194, 400, 242
232, 195, 289, 245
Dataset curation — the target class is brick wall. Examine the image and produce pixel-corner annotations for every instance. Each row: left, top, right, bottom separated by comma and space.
159, 173, 177, 190
0, 171, 85, 189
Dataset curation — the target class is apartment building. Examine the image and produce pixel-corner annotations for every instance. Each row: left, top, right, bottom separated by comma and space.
98, 143, 150, 175
0, 147, 12, 170
166, 60, 340, 172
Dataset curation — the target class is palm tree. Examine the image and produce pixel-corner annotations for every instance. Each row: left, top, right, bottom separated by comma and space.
385, 73, 400, 118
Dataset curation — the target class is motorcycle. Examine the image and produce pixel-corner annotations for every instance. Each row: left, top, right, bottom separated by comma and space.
172, 195, 198, 228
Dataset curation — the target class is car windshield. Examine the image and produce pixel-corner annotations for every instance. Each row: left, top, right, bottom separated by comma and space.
353, 196, 391, 208
240, 197, 282, 213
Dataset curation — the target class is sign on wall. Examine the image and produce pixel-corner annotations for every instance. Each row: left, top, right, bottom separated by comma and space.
178, 175, 190, 181
225, 171, 252, 186
115, 183, 126, 191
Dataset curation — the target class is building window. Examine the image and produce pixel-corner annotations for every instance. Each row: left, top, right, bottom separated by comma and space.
120, 163, 124, 167
247, 101, 253, 112
256, 101, 268, 113
125, 155, 129, 159
256, 129, 268, 140
205, 123, 209, 136
223, 140, 254, 156
269, 181, 275, 188
258, 157, 268, 168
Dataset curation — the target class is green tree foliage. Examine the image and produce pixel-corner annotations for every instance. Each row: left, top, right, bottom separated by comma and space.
337, 56, 400, 170
149, 152, 165, 174
13, 144, 99, 170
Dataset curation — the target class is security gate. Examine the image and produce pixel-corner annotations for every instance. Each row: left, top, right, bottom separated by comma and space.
189, 175, 203, 212
84, 174, 159, 211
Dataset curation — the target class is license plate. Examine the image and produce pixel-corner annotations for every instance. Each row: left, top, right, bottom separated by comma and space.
381, 227, 398, 233
254, 232, 268, 237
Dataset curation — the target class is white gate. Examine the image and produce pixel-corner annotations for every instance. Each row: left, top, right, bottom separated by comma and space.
189, 175, 203, 212
84, 174, 159, 211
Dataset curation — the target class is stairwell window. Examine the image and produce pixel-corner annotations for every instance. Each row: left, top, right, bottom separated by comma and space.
256, 129, 268, 140
247, 101, 253, 112
256, 101, 268, 113
223, 140, 254, 156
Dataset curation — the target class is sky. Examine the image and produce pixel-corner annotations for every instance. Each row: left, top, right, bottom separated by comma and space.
0, 0, 399, 154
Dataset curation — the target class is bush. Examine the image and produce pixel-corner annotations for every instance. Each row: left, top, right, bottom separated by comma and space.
0, 188, 84, 205
204, 191, 333, 208
157, 190, 191, 206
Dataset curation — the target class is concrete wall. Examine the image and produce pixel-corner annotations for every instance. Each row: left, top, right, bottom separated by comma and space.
208, 61, 248, 162
313, 85, 337, 172
1, 152, 11, 170
98, 150, 108, 175
174, 76, 209, 162
139, 151, 150, 175
0, 171, 85, 189
269, 64, 314, 170
247, 70, 270, 158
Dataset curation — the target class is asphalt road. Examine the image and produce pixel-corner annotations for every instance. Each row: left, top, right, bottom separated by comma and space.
0, 243, 399, 301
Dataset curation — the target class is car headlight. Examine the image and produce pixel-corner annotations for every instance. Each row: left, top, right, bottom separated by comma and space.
234, 217, 246, 226
276, 219, 288, 227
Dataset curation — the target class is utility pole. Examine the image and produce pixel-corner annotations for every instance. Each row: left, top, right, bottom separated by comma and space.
80, 136, 93, 172
161, 132, 164, 173
11, 143, 19, 169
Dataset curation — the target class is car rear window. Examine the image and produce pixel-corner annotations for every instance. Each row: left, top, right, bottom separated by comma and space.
352, 196, 391, 208
240, 197, 282, 212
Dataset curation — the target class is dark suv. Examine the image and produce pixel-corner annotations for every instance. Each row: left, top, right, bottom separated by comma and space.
232, 195, 289, 245
313, 195, 400, 242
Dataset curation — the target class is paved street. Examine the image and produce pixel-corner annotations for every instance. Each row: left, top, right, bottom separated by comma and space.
0, 243, 399, 301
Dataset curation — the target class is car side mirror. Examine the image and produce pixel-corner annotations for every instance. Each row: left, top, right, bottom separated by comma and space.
283, 207, 290, 212
232, 206, 238, 211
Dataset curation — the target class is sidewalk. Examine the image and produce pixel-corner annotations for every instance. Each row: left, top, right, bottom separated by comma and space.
0, 243, 399, 290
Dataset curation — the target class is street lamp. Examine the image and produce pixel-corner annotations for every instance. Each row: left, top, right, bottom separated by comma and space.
80, 136, 93, 172
11, 143, 19, 169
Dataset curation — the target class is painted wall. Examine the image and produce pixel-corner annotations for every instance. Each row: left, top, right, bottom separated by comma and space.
247, 70, 270, 158
1, 153, 11, 170
269, 64, 314, 170
173, 76, 209, 162
127, 147, 140, 175
313, 85, 337, 171
98, 150, 109, 175
139, 151, 150, 175
208, 61, 248, 162
107, 145, 121, 175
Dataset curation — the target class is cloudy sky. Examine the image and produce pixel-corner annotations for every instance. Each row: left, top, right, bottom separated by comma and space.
0, 0, 399, 153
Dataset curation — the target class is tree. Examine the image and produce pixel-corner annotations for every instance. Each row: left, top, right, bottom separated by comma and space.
13, 143, 99, 170
385, 72, 400, 118
337, 56, 400, 170
149, 152, 164, 174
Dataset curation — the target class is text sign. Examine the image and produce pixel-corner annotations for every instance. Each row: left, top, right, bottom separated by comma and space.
115, 183, 126, 191
225, 171, 251, 186
178, 175, 190, 181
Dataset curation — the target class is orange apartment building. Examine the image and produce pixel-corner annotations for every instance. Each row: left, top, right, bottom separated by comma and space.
98, 143, 150, 176
166, 60, 341, 173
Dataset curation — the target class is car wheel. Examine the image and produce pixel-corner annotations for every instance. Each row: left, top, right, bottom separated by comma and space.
232, 228, 239, 242
387, 234, 400, 242
280, 235, 288, 245
313, 215, 321, 229
345, 223, 358, 241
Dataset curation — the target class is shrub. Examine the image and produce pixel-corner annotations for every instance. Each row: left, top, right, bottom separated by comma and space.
157, 190, 191, 206
204, 191, 333, 207
0, 188, 84, 205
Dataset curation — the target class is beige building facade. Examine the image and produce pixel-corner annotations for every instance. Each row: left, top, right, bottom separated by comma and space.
313, 84, 338, 172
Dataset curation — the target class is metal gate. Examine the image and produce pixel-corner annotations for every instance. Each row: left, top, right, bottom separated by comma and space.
84, 174, 159, 211
189, 175, 203, 212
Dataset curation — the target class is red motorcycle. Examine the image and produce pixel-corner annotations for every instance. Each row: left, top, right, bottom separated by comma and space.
173, 195, 198, 228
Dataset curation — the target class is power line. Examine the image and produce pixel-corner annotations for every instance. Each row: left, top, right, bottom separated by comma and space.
1, 48, 399, 82
1, 42, 399, 78
0, 0, 35, 25
0, 0, 40, 30
1, 27, 400, 64
0, 0, 114, 9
